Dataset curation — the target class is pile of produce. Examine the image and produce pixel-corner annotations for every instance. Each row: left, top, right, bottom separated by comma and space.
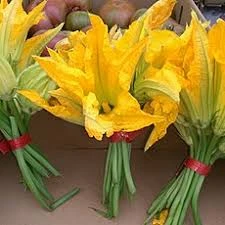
21, 0, 183, 57
24, 0, 92, 55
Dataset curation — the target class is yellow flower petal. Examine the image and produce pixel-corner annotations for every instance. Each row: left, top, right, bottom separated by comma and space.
68, 30, 87, 47
101, 91, 164, 134
0, 0, 8, 9
86, 14, 112, 103
18, 89, 84, 125
35, 55, 91, 102
115, 18, 145, 50
141, 64, 182, 102
82, 92, 113, 140
18, 24, 63, 71
208, 19, 225, 64
87, 14, 147, 104
9, 0, 46, 60
49, 88, 82, 111
139, 0, 176, 39
180, 12, 213, 125
118, 38, 147, 91
115, 0, 176, 49
146, 0, 176, 30
145, 30, 182, 66
132, 30, 183, 103
144, 95, 178, 150
152, 209, 169, 225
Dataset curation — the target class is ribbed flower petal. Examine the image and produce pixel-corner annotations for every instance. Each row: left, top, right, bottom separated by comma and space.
144, 95, 178, 150
18, 89, 84, 125
101, 91, 164, 134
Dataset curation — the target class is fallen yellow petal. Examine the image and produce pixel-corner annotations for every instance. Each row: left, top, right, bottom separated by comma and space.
152, 209, 169, 225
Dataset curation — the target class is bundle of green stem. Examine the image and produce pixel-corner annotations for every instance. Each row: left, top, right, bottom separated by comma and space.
0, 0, 81, 209
144, 126, 224, 225
144, 13, 225, 225
0, 99, 80, 210
102, 134, 139, 218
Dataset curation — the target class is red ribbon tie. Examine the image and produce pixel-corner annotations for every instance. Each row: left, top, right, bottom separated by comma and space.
8, 133, 32, 151
0, 139, 11, 155
110, 129, 144, 143
184, 158, 211, 176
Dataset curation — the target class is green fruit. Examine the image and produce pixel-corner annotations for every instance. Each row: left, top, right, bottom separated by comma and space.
65, 11, 91, 31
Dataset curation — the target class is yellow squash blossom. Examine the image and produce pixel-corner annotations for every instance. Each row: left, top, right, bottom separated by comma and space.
208, 19, 225, 137
177, 12, 214, 128
112, 0, 183, 150
145, 14, 225, 225
132, 29, 184, 150
0, 0, 79, 210
19, 14, 165, 140
0, 0, 62, 112
19, 0, 183, 144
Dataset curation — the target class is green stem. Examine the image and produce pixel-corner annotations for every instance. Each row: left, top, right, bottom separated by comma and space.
10, 116, 51, 210
164, 169, 193, 225
50, 188, 80, 210
191, 176, 205, 225
23, 150, 50, 178
101, 141, 136, 218
121, 141, 136, 195
29, 170, 54, 201
165, 171, 186, 209
112, 184, 120, 217
112, 144, 118, 183
25, 145, 60, 176
175, 172, 198, 225
103, 143, 112, 204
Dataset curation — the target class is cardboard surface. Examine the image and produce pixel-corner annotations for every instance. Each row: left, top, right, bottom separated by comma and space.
28, 111, 157, 150
0, 126, 225, 225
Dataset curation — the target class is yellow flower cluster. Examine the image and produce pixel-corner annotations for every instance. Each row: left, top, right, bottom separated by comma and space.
19, 0, 183, 150
175, 13, 225, 148
0, 0, 61, 112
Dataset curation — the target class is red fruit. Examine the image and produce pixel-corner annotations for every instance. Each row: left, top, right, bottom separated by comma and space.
26, 0, 68, 33
45, 0, 68, 26
99, 0, 136, 28
29, 16, 54, 36
64, 0, 91, 11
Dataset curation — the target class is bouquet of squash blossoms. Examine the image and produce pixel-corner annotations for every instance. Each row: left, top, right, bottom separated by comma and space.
0, 0, 79, 210
144, 13, 225, 225
19, 0, 184, 218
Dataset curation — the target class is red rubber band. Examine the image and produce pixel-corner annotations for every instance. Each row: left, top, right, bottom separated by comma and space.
110, 129, 144, 143
0, 139, 11, 155
8, 133, 32, 151
184, 158, 211, 176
